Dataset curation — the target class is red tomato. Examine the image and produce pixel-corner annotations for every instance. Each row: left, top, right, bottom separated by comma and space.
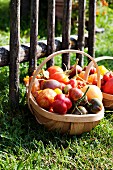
68, 78, 77, 88
53, 94, 72, 114
103, 71, 113, 82
69, 87, 83, 101
102, 77, 113, 94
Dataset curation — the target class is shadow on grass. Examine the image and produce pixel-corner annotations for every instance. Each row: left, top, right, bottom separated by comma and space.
1, 99, 113, 154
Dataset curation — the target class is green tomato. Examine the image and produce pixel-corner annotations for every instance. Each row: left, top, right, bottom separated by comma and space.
74, 106, 88, 115
88, 98, 103, 114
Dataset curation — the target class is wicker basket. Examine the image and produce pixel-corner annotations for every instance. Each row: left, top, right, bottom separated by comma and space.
85, 56, 113, 109
27, 49, 104, 135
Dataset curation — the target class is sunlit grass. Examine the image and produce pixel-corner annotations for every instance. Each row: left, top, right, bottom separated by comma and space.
95, 6, 113, 57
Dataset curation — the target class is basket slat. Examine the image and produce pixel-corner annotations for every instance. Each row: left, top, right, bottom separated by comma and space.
70, 122, 84, 135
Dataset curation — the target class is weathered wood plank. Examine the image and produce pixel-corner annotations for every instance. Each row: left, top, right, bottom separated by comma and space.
88, 0, 96, 58
0, 35, 88, 67
9, 0, 20, 110
0, 47, 10, 67
29, 0, 39, 75
62, 0, 72, 70
76, 0, 86, 67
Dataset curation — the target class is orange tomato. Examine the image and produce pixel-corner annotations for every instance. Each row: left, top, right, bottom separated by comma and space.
81, 85, 103, 101
77, 71, 85, 80
88, 73, 98, 84
36, 88, 57, 110
50, 72, 69, 84
88, 73, 103, 85
47, 66, 63, 77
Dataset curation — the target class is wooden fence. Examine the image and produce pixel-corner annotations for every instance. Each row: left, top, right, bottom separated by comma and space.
0, 0, 96, 111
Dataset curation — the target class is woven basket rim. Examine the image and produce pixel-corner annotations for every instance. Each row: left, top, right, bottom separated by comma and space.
103, 92, 113, 99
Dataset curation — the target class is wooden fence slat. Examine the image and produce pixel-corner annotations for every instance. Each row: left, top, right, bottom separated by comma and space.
88, 0, 96, 58
76, 0, 86, 67
1, 0, 97, 109
29, 0, 39, 75
62, 0, 72, 70
0, 47, 10, 67
46, 0, 55, 68
9, 0, 20, 110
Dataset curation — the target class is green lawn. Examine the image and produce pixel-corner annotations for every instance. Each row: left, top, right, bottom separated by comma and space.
0, 0, 10, 46
0, 0, 113, 169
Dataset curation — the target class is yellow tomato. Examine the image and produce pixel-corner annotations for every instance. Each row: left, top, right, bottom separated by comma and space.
23, 76, 29, 86
54, 88, 62, 94
98, 65, 108, 76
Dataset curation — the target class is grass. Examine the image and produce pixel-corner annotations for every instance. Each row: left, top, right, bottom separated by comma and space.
0, 0, 10, 46
0, 0, 113, 169
95, 6, 113, 58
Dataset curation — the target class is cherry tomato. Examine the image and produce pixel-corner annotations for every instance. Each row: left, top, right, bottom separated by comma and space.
103, 71, 113, 82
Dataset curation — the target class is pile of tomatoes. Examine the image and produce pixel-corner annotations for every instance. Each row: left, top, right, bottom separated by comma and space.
24, 64, 103, 115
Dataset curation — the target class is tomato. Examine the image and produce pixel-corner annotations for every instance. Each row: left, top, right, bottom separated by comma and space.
54, 88, 62, 94
52, 100, 67, 115
102, 77, 113, 94
68, 78, 77, 88
77, 80, 86, 89
87, 98, 103, 114
50, 72, 69, 84
103, 71, 113, 82
89, 66, 96, 75
63, 84, 72, 94
47, 66, 63, 77
23, 76, 29, 86
69, 87, 83, 101
98, 65, 108, 76
69, 64, 82, 78
81, 85, 103, 102
40, 79, 62, 90
88, 73, 98, 85
77, 71, 85, 80
83, 66, 96, 75
74, 106, 88, 115
36, 89, 57, 110
52, 94, 72, 114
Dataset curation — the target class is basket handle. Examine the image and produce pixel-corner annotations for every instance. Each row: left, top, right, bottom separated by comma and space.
27, 49, 101, 105
84, 56, 113, 82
